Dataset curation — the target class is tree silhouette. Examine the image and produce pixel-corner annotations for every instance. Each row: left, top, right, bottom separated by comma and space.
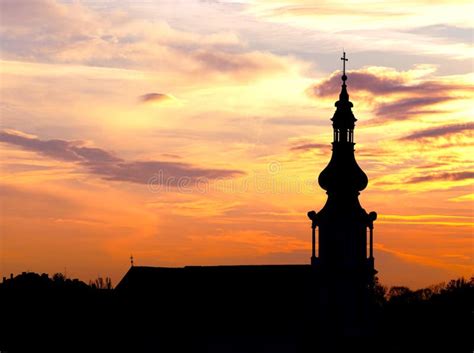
89, 276, 113, 290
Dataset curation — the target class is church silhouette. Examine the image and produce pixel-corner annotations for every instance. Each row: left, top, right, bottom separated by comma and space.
115, 53, 379, 348
3, 54, 471, 353
0, 54, 474, 353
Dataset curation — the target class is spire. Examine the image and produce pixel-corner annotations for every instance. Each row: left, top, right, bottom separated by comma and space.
337, 51, 351, 105
318, 51, 368, 193
332, 51, 355, 130
338, 80, 350, 103
339, 52, 350, 103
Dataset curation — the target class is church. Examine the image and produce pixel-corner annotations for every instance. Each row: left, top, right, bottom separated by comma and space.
116, 53, 378, 345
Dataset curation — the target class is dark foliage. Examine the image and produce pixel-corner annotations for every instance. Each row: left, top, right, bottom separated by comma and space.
0, 272, 471, 353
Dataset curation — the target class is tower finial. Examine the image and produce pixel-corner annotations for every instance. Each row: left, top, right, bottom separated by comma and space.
130, 254, 134, 267
340, 51, 348, 81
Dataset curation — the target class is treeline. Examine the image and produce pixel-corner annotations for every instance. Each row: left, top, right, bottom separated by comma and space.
0, 272, 471, 352
375, 276, 473, 304
0, 271, 117, 353
1, 271, 113, 290
4, 271, 471, 300
374, 277, 472, 353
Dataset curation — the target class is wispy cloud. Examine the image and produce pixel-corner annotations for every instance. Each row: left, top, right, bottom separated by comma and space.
373, 96, 452, 120
266, 4, 402, 18
0, 0, 297, 84
265, 117, 326, 126
400, 122, 474, 141
406, 171, 474, 183
448, 193, 474, 202
406, 24, 473, 43
248, 0, 473, 60
0, 129, 120, 163
0, 129, 244, 185
289, 142, 327, 152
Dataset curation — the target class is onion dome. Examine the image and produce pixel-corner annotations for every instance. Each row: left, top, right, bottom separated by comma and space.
318, 62, 368, 194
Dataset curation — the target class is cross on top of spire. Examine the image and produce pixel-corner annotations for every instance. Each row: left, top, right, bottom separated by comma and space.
341, 51, 348, 81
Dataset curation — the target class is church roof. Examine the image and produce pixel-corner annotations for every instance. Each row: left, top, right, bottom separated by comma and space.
115, 264, 312, 291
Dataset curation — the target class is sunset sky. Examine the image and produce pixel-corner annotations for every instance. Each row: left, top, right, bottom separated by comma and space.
0, 0, 472, 288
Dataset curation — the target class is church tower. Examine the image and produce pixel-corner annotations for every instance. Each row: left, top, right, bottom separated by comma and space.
308, 53, 377, 335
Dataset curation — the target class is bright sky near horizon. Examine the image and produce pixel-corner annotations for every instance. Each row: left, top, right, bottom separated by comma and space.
0, 0, 472, 288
